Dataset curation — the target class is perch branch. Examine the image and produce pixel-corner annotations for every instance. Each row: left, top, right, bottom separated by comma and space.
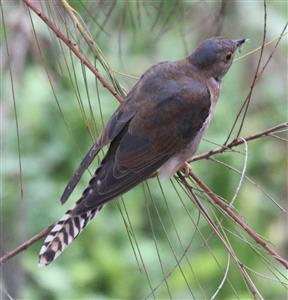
191, 122, 288, 162
0, 225, 54, 264
60, 0, 125, 97
178, 174, 264, 299
186, 172, 288, 269
21, 0, 124, 103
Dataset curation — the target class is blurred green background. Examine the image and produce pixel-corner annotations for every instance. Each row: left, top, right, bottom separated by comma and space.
1, 0, 287, 299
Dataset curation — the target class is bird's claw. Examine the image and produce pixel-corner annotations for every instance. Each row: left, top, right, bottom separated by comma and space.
181, 161, 192, 177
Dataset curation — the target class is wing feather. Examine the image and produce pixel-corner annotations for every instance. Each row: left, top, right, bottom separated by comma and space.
60, 100, 136, 204
65, 61, 211, 215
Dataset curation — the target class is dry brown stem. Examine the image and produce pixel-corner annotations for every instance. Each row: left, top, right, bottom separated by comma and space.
191, 122, 288, 162
185, 172, 288, 269
0, 225, 54, 264
178, 174, 264, 299
22, 0, 123, 104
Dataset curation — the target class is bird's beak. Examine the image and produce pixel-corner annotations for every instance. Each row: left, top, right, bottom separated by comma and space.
233, 38, 246, 48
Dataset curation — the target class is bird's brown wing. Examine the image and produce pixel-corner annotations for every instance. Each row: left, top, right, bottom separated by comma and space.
60, 61, 173, 204
73, 75, 211, 215
60, 96, 136, 204
38, 62, 211, 267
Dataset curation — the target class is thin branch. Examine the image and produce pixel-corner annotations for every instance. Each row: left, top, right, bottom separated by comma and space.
187, 172, 288, 269
60, 0, 125, 97
21, 0, 123, 104
191, 122, 288, 162
235, 0, 267, 138
1, 5, 24, 200
230, 138, 248, 205
268, 133, 288, 143
78, 0, 111, 38
1, 122, 287, 264
0, 225, 54, 264
234, 29, 288, 63
210, 253, 231, 300
178, 174, 264, 299
224, 0, 267, 143
257, 21, 288, 79
209, 157, 287, 214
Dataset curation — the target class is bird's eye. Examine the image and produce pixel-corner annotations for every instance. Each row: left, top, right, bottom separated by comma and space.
225, 52, 232, 61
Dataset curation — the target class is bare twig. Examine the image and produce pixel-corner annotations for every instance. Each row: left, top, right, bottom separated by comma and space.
0, 225, 54, 264
78, 0, 110, 38
210, 254, 231, 300
1, 5, 24, 200
209, 157, 287, 214
257, 21, 288, 78
234, 28, 288, 63
187, 172, 288, 269
191, 122, 288, 162
230, 138, 248, 205
21, 0, 123, 103
225, 0, 267, 144
60, 0, 125, 97
178, 174, 264, 299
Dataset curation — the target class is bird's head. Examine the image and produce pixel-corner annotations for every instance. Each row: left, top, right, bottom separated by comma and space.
189, 37, 246, 81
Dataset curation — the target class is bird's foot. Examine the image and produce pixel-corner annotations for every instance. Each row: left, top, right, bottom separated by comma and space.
180, 161, 192, 177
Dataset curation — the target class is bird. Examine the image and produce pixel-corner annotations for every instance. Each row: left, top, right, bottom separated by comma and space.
39, 36, 246, 267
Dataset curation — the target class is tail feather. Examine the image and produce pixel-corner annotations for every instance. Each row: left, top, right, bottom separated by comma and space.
38, 204, 103, 267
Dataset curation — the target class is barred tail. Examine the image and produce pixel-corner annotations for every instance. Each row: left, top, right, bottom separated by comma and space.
38, 204, 103, 267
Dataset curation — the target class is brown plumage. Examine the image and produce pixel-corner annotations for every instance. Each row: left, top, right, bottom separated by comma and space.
39, 37, 245, 267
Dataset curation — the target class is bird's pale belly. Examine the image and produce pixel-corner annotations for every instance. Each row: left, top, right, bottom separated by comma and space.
157, 112, 212, 180
158, 77, 219, 180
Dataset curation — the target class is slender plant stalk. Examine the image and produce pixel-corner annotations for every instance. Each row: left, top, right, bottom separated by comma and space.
0, 225, 54, 264
186, 172, 288, 269
191, 122, 288, 162
21, 0, 123, 103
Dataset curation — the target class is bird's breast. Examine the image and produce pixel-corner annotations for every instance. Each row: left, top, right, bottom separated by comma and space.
157, 78, 220, 181
207, 77, 220, 108
177, 77, 220, 160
